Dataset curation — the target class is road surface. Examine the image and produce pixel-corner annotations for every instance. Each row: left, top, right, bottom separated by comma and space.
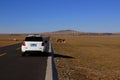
0, 39, 49, 80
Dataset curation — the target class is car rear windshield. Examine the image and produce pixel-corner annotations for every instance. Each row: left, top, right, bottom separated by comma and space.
25, 37, 43, 41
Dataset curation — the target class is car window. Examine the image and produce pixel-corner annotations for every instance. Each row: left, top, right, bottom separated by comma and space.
25, 37, 43, 41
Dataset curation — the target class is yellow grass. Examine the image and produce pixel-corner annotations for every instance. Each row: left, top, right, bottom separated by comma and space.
0, 34, 25, 46
1, 34, 120, 80
52, 35, 120, 80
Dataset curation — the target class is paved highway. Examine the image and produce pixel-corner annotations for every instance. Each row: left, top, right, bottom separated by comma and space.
0, 38, 50, 80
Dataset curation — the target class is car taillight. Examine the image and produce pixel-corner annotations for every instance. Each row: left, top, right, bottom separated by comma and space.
22, 42, 26, 46
42, 43, 44, 46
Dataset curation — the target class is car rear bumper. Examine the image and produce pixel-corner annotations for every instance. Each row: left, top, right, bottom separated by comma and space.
21, 47, 45, 53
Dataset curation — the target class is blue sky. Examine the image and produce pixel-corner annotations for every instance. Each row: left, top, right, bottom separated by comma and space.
0, 0, 120, 33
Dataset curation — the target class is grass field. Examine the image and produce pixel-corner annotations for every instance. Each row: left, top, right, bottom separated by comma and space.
0, 34, 25, 46
52, 35, 120, 80
0, 34, 120, 80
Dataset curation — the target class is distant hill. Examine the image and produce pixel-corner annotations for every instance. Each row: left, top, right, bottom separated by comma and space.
42, 29, 120, 36
52, 30, 80, 34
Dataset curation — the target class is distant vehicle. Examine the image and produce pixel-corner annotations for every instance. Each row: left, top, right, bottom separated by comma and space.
21, 35, 47, 56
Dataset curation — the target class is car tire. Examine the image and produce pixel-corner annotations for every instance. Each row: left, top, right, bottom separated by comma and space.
22, 53, 25, 56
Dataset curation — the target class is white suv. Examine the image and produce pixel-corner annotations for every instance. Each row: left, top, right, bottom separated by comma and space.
21, 35, 47, 56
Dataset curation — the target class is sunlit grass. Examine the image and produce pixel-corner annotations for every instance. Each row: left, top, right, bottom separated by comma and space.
0, 34, 25, 46
1, 34, 120, 79
52, 35, 120, 80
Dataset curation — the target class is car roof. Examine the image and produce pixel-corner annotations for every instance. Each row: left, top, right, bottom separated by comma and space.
27, 35, 43, 37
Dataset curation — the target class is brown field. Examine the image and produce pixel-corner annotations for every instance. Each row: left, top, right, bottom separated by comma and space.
1, 34, 120, 80
52, 35, 120, 80
0, 34, 25, 46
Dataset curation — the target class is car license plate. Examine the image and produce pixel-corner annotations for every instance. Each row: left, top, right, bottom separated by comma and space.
30, 44, 37, 47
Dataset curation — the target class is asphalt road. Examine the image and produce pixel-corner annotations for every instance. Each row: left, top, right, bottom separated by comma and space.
0, 38, 49, 80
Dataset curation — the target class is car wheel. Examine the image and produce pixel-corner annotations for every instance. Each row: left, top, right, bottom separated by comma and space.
22, 53, 25, 56
43, 51, 48, 56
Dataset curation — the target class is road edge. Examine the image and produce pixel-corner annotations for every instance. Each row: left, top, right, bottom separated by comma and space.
45, 38, 58, 80
0, 42, 21, 48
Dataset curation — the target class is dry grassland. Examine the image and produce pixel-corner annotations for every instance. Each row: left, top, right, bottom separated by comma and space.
1, 34, 120, 80
52, 35, 120, 80
0, 34, 25, 46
